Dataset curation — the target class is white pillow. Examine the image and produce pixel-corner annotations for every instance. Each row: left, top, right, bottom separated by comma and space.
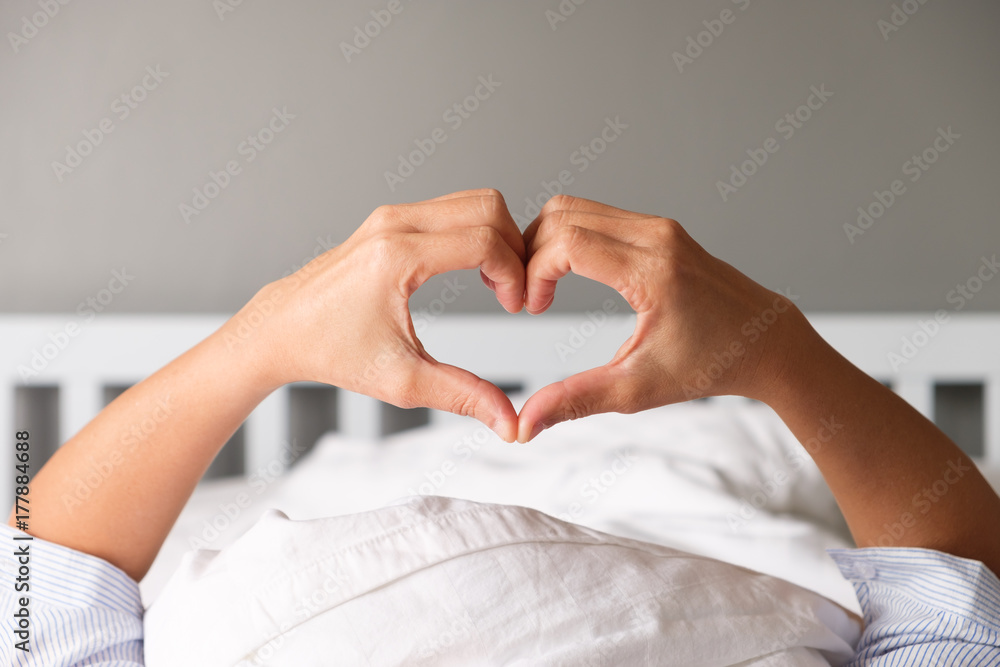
145, 496, 860, 666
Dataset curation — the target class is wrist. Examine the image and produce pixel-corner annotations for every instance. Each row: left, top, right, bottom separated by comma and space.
213, 282, 291, 394
747, 305, 837, 409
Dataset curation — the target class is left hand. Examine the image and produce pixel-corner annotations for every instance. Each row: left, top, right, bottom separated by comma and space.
515, 195, 803, 442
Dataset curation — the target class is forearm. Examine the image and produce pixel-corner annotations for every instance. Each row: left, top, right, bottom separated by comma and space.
6, 316, 277, 582
761, 312, 1000, 575
2, 190, 527, 583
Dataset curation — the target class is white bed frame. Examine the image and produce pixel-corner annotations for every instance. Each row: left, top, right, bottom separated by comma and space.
2, 313, 998, 502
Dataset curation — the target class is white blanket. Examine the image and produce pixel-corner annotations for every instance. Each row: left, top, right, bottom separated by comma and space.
146, 496, 861, 666
145, 400, 864, 613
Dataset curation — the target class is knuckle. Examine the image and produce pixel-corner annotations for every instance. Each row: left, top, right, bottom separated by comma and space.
450, 388, 480, 419
367, 231, 400, 259
647, 217, 683, 245
477, 193, 506, 224
368, 204, 398, 228
552, 224, 585, 253
542, 194, 575, 215
364, 233, 409, 276
547, 209, 574, 229
562, 392, 591, 422
480, 187, 504, 202
472, 225, 504, 252
531, 209, 570, 246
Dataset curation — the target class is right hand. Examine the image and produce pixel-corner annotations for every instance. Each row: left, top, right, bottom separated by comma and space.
229, 189, 527, 441
517, 195, 808, 442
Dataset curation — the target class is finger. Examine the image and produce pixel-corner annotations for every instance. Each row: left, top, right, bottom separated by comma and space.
412, 228, 525, 313
516, 365, 634, 443
523, 195, 656, 250
417, 189, 506, 203
524, 225, 636, 314
526, 211, 667, 259
397, 190, 526, 263
410, 358, 519, 442
540, 194, 660, 219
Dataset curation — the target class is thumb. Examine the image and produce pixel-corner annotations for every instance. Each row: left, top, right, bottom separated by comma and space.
516, 365, 632, 443
408, 358, 519, 442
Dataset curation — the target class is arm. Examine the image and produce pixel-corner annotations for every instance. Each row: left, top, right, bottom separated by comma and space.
8, 189, 526, 582
762, 329, 1000, 568
517, 195, 1000, 577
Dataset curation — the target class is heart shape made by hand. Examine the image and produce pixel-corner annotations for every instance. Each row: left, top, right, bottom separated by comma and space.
426, 196, 795, 444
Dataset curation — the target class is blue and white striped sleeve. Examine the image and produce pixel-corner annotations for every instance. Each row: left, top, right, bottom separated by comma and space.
0, 523, 144, 666
829, 547, 1000, 666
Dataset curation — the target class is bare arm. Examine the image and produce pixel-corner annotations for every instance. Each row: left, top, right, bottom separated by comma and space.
517, 195, 1000, 576
8, 189, 526, 582
763, 326, 1000, 568
8, 326, 275, 581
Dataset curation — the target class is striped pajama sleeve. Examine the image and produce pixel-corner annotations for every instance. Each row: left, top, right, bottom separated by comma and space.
830, 548, 1000, 666
1, 523, 144, 666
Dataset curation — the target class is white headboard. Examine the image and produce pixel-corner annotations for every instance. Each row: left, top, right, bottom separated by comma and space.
2, 313, 998, 502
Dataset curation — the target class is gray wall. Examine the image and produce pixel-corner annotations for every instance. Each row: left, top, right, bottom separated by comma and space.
2, 0, 998, 315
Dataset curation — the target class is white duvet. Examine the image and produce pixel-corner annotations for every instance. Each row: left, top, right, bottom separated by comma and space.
147, 399, 863, 611
143, 397, 1000, 664
146, 496, 861, 666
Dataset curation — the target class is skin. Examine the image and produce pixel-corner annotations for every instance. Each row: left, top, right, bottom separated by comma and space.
8, 190, 1000, 584
8, 190, 525, 581
518, 195, 1000, 576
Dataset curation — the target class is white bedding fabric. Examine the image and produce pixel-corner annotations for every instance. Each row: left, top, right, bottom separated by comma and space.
145, 399, 863, 612
142, 398, 1000, 665
145, 496, 861, 667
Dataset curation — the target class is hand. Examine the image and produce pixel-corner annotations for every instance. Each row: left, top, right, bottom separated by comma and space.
237, 189, 527, 442
516, 195, 806, 442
